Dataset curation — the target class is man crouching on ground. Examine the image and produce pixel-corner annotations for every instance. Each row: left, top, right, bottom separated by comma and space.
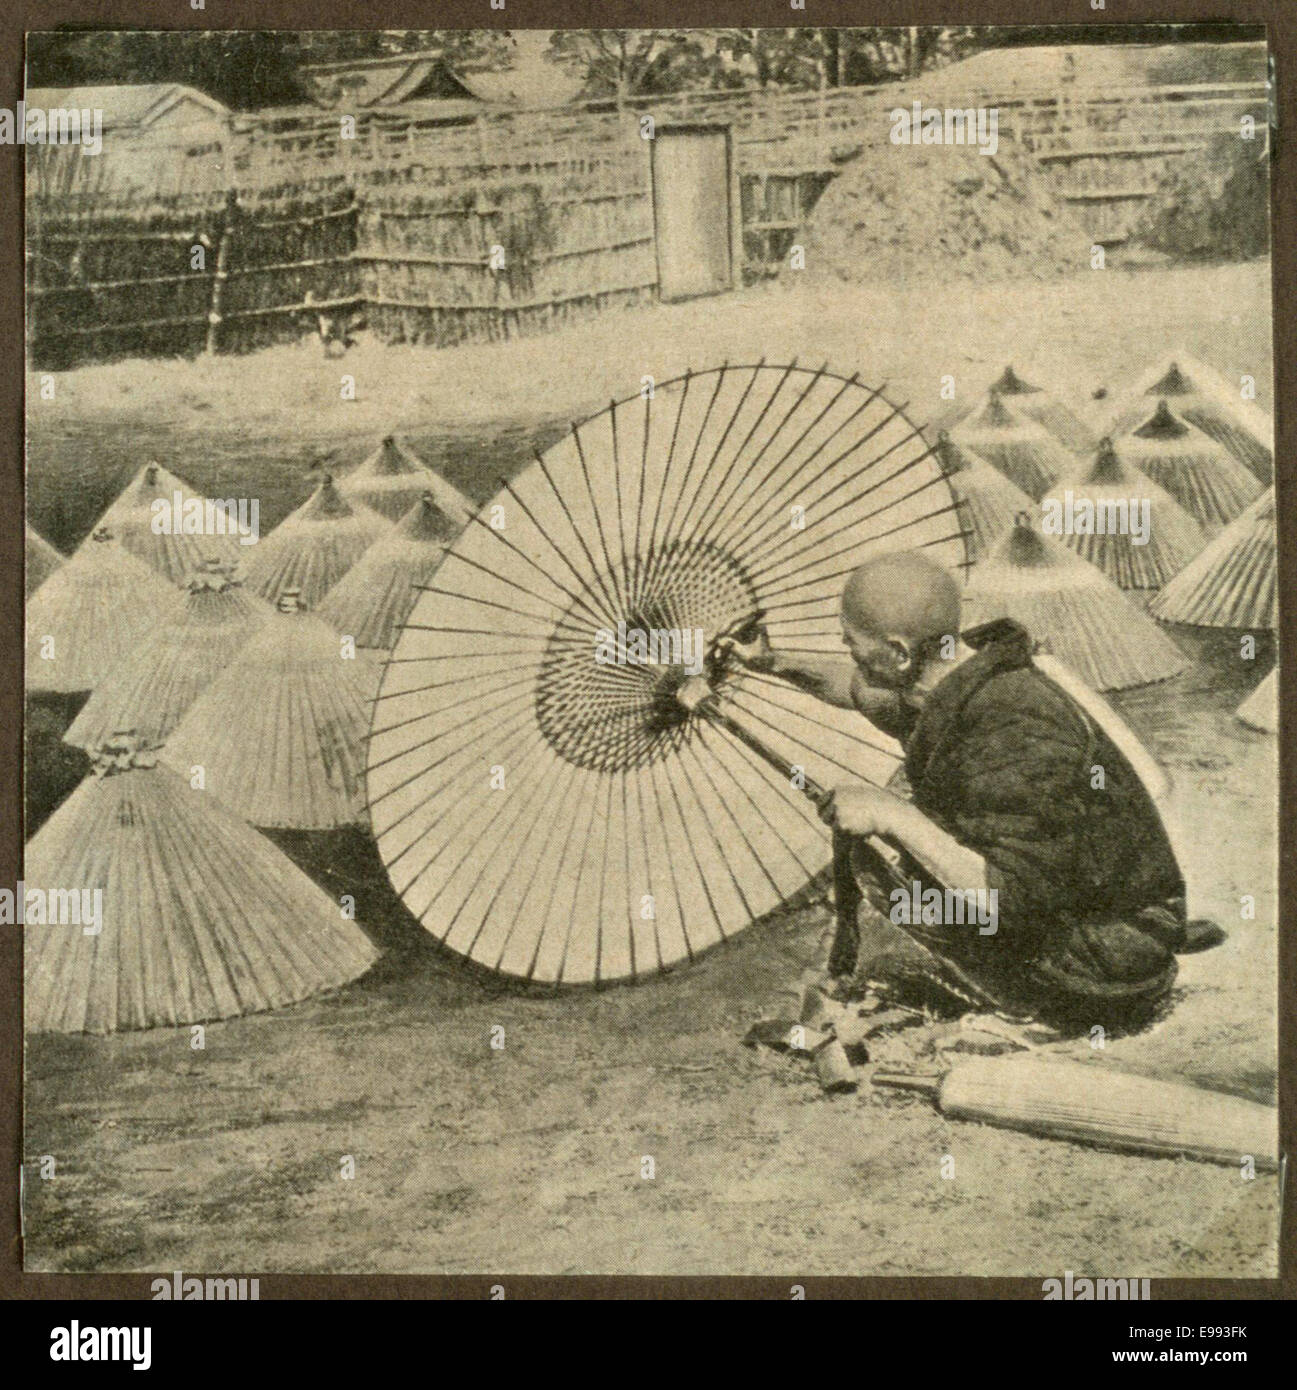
725, 550, 1223, 1032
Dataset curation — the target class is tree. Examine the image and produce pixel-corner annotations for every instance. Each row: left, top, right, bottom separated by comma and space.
547, 30, 714, 101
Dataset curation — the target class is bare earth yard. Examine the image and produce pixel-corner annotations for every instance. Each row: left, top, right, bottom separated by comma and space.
23, 261, 1278, 1277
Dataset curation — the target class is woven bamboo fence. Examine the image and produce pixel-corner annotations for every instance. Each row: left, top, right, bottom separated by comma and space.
26, 76, 1268, 366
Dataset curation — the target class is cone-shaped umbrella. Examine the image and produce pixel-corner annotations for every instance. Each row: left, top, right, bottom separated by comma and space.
1149, 488, 1275, 629
338, 434, 474, 526
239, 474, 389, 610
96, 461, 242, 584
951, 392, 1071, 500
933, 429, 1036, 564
1041, 438, 1205, 589
24, 733, 378, 1034
368, 365, 969, 985
160, 590, 372, 828
25, 526, 184, 694
1120, 400, 1262, 531
963, 515, 1188, 691
317, 491, 453, 652
25, 523, 63, 596
1236, 667, 1277, 734
983, 364, 1098, 454
65, 560, 273, 751
1102, 355, 1273, 483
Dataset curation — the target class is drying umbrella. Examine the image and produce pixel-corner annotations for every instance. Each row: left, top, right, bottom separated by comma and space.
979, 364, 1097, 454
338, 434, 475, 526
1101, 354, 1273, 483
1149, 488, 1276, 630
1236, 667, 1277, 734
24, 733, 378, 1034
1041, 437, 1204, 589
25, 526, 184, 694
318, 491, 458, 652
96, 460, 242, 584
25, 523, 63, 596
367, 364, 969, 985
962, 514, 1188, 692
239, 473, 389, 610
933, 429, 1036, 564
951, 392, 1071, 500
65, 559, 273, 750
1119, 401, 1262, 531
160, 589, 373, 829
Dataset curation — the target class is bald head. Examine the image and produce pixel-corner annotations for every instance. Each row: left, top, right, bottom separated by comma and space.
841, 551, 960, 644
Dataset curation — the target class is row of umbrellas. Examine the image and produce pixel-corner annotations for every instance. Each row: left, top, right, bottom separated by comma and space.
24, 436, 473, 1034
937, 355, 1275, 712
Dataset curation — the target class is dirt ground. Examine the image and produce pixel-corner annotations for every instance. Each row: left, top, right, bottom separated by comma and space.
23, 260, 1279, 1277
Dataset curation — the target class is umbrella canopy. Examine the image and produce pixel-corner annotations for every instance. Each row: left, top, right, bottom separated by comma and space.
1149, 488, 1275, 629
338, 434, 475, 525
933, 429, 1037, 564
1101, 354, 1273, 483
25, 526, 184, 694
1040, 438, 1205, 589
160, 590, 373, 829
368, 365, 969, 985
950, 391, 1071, 500
963, 515, 1188, 691
317, 491, 453, 652
1236, 667, 1277, 734
25, 523, 63, 596
96, 461, 242, 584
24, 734, 378, 1034
1119, 400, 1263, 532
65, 560, 273, 751
239, 474, 389, 609
979, 364, 1098, 454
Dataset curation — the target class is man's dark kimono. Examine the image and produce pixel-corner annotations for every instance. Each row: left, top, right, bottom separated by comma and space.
834, 619, 1192, 1029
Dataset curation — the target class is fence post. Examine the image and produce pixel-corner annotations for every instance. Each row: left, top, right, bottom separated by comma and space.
206, 188, 238, 355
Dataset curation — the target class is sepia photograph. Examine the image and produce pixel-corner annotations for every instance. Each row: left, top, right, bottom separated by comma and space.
13, 13, 1283, 1301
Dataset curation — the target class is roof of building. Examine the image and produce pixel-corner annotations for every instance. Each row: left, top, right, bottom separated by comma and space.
23, 83, 229, 129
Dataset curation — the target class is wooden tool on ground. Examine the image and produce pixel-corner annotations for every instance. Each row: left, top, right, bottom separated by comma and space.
874, 1055, 1278, 1170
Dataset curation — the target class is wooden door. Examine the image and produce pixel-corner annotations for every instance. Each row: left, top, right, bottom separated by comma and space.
651, 128, 733, 302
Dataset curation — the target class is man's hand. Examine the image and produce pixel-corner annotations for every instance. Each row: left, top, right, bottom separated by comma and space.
819, 782, 904, 837
717, 624, 774, 673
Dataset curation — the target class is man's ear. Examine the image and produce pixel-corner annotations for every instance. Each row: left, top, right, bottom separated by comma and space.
885, 634, 914, 672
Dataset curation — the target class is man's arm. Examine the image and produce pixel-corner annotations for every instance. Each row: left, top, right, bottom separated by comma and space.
831, 785, 989, 890
724, 633, 902, 719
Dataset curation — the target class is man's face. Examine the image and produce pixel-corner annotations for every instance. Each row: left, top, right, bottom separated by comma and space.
841, 617, 913, 690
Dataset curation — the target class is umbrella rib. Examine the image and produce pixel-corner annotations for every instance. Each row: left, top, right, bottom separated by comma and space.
639, 364, 729, 603
654, 753, 729, 944
676, 737, 777, 909
543, 765, 608, 985
631, 767, 666, 974
432, 542, 601, 632
533, 451, 624, 623
733, 674, 900, 758
367, 680, 538, 779
500, 471, 619, 629
630, 391, 653, 618
723, 686, 901, 777
703, 373, 881, 558
461, 506, 610, 631
695, 370, 874, 559
636, 368, 692, 612
571, 422, 628, 616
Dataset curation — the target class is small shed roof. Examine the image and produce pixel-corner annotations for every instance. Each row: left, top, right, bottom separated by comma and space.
23, 83, 229, 130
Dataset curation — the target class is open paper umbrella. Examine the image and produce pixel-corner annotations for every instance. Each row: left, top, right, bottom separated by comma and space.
1041, 438, 1204, 589
1119, 401, 1262, 531
24, 734, 378, 1034
963, 515, 1188, 692
1236, 667, 1277, 734
25, 526, 184, 694
318, 492, 456, 652
65, 560, 273, 750
97, 461, 242, 584
25, 523, 63, 596
1102, 355, 1273, 483
240, 474, 389, 609
951, 391, 1071, 500
367, 364, 969, 985
1149, 488, 1275, 630
933, 429, 1036, 563
338, 434, 475, 526
160, 589, 372, 829
979, 364, 1097, 454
